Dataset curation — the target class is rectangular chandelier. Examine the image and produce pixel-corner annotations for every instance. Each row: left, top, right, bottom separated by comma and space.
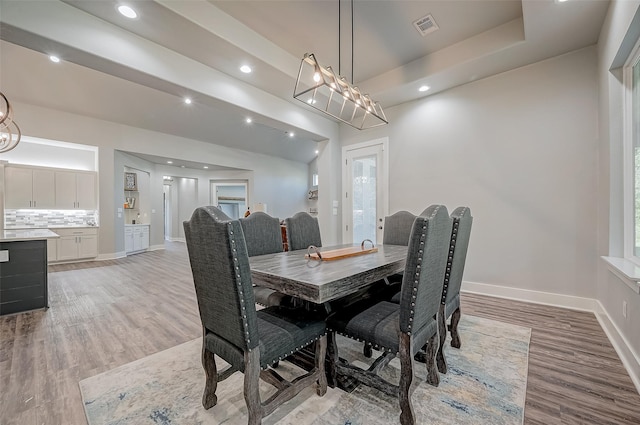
293, 53, 388, 130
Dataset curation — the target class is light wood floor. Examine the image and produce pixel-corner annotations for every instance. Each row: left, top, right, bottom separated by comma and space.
1, 241, 639, 424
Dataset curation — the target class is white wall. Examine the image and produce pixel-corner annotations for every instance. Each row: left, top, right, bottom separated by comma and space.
597, 0, 640, 387
11, 102, 310, 257
1, 137, 97, 171
341, 47, 599, 299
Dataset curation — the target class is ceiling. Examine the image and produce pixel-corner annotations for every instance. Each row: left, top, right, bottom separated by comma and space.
0, 0, 610, 166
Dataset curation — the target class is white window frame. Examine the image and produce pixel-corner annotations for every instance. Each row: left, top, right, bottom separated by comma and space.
623, 37, 640, 264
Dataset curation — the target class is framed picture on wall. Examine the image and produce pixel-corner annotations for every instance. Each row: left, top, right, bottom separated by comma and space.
124, 172, 138, 191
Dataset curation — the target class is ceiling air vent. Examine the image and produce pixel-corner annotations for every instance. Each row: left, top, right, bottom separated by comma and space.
413, 14, 439, 36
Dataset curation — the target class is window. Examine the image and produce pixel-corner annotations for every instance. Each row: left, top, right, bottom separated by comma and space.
625, 40, 640, 261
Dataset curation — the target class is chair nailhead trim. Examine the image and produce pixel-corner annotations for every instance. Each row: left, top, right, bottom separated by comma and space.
441, 216, 460, 304
260, 334, 326, 370
228, 222, 252, 347
330, 330, 400, 355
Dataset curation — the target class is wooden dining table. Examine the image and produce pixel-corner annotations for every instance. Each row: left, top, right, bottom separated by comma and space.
248, 243, 408, 305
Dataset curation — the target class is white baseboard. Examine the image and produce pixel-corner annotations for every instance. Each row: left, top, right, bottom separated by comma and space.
594, 301, 640, 394
462, 280, 640, 395
167, 237, 185, 243
148, 244, 165, 251
96, 251, 126, 261
462, 280, 598, 312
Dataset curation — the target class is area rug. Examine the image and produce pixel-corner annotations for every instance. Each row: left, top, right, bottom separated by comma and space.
79, 315, 530, 425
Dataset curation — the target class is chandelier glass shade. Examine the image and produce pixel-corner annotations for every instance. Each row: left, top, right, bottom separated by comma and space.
293, 53, 388, 130
0, 92, 22, 153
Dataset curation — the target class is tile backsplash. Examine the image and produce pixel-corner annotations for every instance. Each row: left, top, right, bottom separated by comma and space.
4, 209, 99, 228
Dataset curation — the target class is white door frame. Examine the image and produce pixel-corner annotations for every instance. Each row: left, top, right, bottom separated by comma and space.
342, 137, 389, 243
210, 180, 249, 219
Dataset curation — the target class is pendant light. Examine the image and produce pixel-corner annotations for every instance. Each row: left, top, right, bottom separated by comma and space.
293, 0, 388, 130
0, 92, 22, 153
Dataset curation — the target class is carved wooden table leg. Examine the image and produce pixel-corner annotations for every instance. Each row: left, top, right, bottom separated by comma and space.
316, 336, 328, 396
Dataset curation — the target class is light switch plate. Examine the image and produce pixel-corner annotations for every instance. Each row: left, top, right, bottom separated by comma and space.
0, 250, 9, 262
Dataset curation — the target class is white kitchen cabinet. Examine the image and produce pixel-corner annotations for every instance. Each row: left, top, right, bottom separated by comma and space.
55, 171, 97, 210
124, 227, 134, 253
47, 238, 57, 262
125, 225, 149, 254
54, 228, 98, 261
5, 166, 55, 209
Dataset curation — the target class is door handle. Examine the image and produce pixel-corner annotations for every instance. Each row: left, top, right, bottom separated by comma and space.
378, 226, 383, 229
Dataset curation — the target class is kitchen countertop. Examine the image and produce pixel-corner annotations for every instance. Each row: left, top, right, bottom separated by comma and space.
125, 223, 149, 227
1, 229, 60, 242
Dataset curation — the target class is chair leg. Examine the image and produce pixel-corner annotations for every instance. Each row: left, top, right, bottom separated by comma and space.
244, 349, 263, 425
201, 345, 218, 409
398, 332, 416, 425
315, 336, 328, 396
450, 307, 462, 349
425, 332, 440, 387
436, 307, 448, 374
363, 343, 373, 358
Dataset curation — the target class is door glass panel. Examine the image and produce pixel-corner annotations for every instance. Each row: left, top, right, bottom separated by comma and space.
352, 155, 377, 244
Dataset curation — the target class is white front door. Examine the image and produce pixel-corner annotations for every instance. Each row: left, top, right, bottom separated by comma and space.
343, 139, 388, 244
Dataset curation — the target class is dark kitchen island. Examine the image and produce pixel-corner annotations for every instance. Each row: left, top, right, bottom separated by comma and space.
1, 229, 59, 315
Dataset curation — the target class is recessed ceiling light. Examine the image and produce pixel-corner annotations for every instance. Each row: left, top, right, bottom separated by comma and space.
315, 150, 319, 154
418, 85, 430, 92
203, 166, 209, 169
167, 160, 173, 164
289, 132, 295, 138
245, 117, 252, 124
556, 0, 569, 2
118, 5, 138, 19
184, 98, 192, 105
49, 55, 60, 63
181, 165, 185, 168
240, 65, 252, 74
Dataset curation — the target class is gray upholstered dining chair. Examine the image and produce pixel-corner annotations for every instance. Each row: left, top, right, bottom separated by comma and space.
391, 207, 473, 374
434, 206, 473, 374
363, 210, 417, 358
184, 206, 327, 424
284, 211, 321, 251
383, 210, 417, 246
239, 211, 290, 307
327, 205, 452, 425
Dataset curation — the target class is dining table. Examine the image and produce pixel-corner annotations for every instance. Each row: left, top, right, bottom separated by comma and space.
249, 242, 408, 389
248, 243, 408, 306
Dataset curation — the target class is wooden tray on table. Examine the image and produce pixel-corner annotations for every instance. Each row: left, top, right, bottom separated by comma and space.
305, 240, 377, 261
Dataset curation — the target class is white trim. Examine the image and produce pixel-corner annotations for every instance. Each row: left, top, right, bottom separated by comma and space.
462, 280, 640, 395
602, 256, 640, 294
595, 301, 640, 395
168, 237, 185, 243
148, 244, 166, 251
462, 280, 598, 312
623, 38, 640, 261
96, 251, 127, 261
341, 138, 390, 243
